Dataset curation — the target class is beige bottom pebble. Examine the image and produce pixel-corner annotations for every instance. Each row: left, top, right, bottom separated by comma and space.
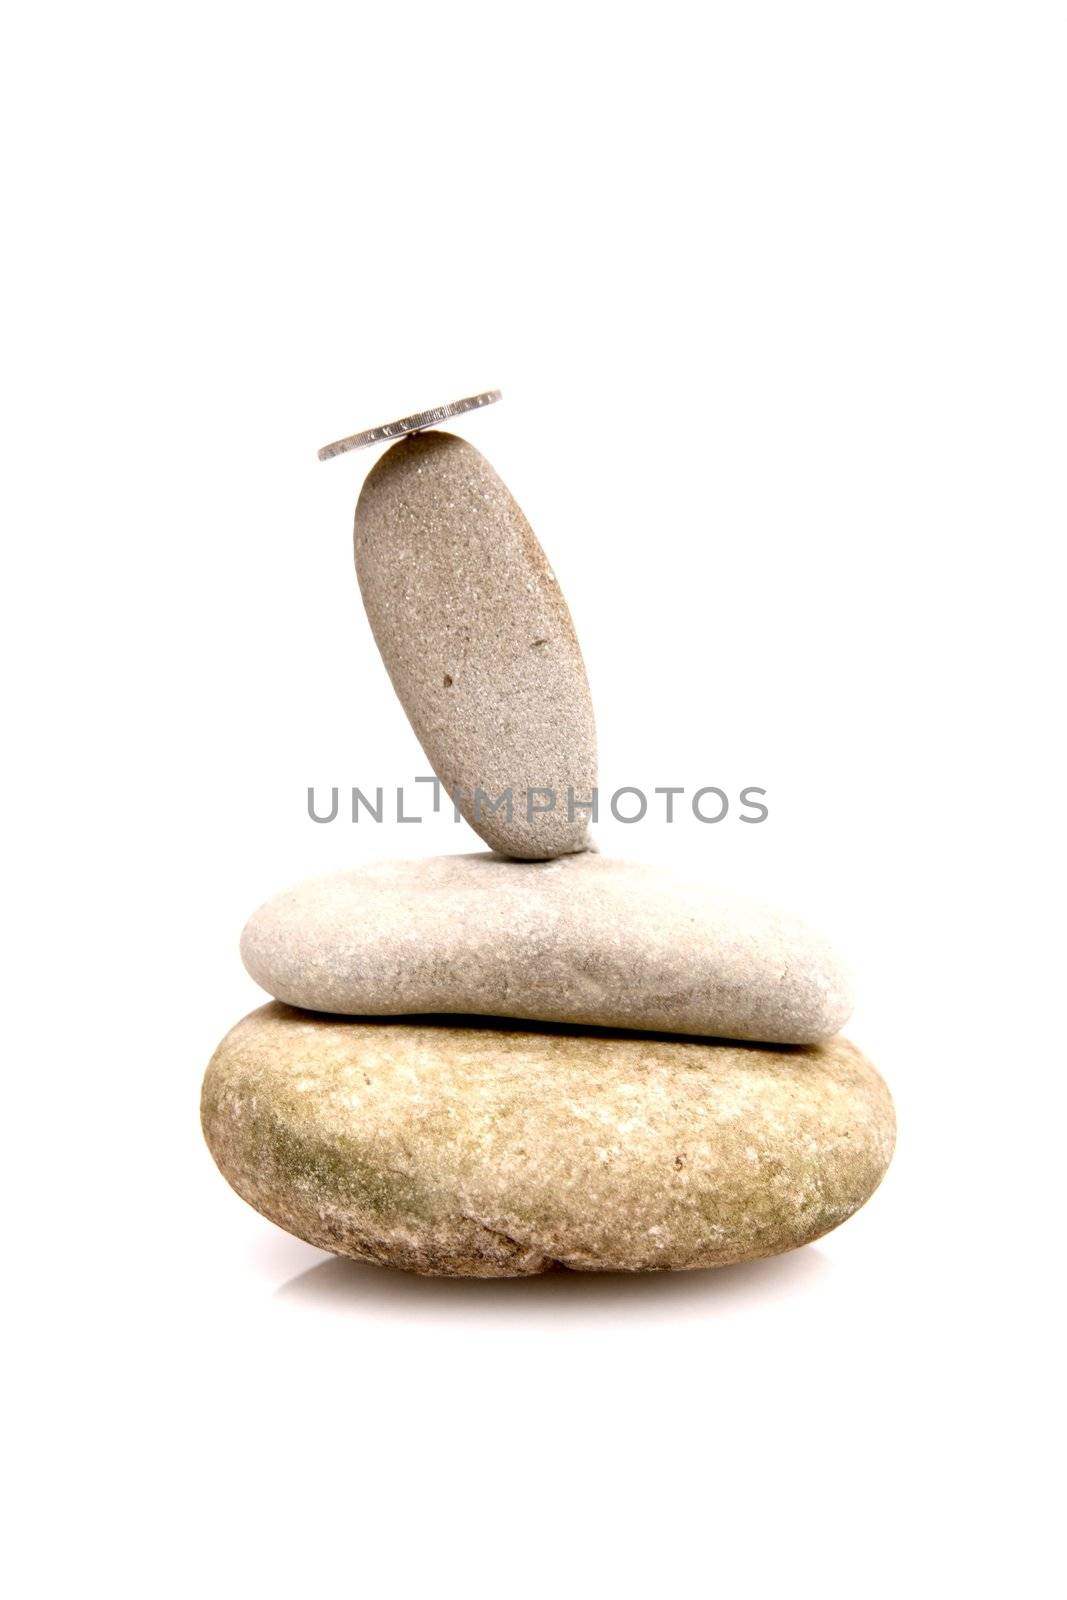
202, 1004, 895, 1277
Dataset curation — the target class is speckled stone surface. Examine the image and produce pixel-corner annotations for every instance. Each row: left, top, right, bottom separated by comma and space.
201, 1005, 894, 1277
240, 852, 854, 1044
354, 431, 596, 860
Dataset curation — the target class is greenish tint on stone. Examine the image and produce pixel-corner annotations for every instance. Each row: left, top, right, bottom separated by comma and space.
202, 1004, 895, 1278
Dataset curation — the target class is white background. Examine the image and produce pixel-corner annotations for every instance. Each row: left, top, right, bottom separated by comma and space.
4, 4, 1064, 1595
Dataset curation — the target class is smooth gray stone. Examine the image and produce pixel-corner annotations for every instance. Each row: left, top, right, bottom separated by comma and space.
354, 430, 597, 860
202, 1005, 895, 1277
240, 853, 854, 1044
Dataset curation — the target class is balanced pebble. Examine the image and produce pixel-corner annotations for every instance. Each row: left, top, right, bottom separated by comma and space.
355, 431, 597, 860
241, 852, 854, 1045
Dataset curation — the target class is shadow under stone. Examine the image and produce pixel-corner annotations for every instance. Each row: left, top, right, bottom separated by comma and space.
275, 1244, 832, 1322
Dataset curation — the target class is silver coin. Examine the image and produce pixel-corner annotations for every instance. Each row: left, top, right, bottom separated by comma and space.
318, 390, 502, 460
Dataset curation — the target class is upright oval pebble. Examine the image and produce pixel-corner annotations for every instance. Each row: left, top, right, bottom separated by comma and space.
355, 431, 597, 859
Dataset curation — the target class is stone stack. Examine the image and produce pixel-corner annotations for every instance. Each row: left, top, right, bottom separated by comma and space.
202, 429, 894, 1277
